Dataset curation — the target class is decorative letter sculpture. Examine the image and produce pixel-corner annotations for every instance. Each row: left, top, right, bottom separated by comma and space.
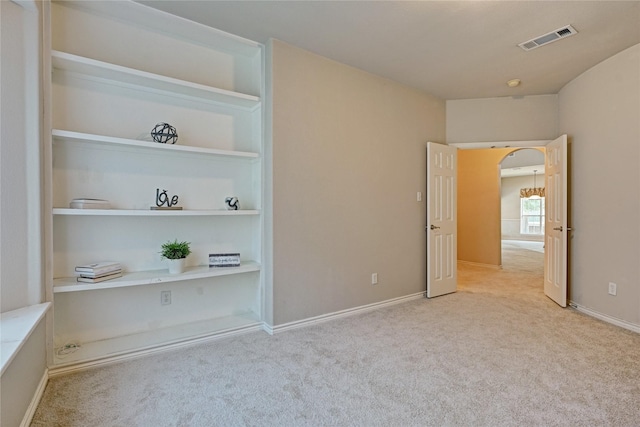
155, 188, 180, 208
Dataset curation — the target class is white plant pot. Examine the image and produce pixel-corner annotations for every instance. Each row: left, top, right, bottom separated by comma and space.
167, 258, 186, 274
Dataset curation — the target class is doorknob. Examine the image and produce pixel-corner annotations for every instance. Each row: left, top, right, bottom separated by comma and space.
553, 226, 574, 232
430, 225, 440, 230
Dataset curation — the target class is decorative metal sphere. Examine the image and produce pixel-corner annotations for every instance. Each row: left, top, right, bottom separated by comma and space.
225, 197, 240, 211
151, 122, 178, 144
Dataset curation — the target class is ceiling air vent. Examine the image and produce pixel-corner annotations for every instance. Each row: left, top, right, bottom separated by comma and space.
518, 25, 578, 51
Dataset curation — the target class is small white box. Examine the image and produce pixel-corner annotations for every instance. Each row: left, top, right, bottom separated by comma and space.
70, 198, 111, 209
209, 253, 241, 267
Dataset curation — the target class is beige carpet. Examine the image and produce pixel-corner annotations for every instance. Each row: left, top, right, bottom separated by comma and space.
501, 239, 544, 275
32, 244, 640, 426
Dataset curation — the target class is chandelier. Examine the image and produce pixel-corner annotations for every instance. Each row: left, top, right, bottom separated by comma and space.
520, 169, 545, 198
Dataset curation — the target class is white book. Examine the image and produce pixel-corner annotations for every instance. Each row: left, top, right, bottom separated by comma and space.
76, 272, 123, 283
77, 269, 122, 279
75, 261, 121, 275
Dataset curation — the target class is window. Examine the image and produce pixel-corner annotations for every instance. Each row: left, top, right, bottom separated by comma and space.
521, 197, 545, 235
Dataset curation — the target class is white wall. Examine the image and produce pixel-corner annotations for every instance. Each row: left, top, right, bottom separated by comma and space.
447, 95, 558, 144
0, 2, 47, 425
1, 0, 44, 312
268, 40, 445, 326
0, 0, 27, 308
558, 43, 640, 326
1, 322, 47, 427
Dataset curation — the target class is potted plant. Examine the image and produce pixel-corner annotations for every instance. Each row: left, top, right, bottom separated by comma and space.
160, 239, 191, 274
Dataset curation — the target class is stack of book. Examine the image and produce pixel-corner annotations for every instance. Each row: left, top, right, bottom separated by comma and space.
69, 198, 111, 209
75, 262, 122, 283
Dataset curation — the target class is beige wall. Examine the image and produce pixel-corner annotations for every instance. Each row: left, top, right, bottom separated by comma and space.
458, 148, 514, 266
447, 95, 558, 144
268, 40, 445, 326
558, 43, 640, 326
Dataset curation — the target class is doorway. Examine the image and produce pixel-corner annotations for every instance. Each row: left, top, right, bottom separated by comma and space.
499, 148, 545, 273
455, 136, 568, 305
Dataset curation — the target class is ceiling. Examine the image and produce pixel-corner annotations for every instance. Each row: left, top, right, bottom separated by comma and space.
500, 148, 545, 177
138, 1, 640, 100
501, 164, 545, 178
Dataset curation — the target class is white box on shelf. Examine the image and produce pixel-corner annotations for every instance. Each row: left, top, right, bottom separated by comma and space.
209, 253, 241, 267
69, 198, 111, 209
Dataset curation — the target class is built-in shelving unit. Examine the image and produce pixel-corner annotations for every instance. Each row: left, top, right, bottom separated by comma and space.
46, 0, 264, 369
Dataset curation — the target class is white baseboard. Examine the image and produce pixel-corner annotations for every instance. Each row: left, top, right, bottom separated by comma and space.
20, 369, 48, 427
48, 323, 263, 377
263, 292, 426, 335
569, 301, 640, 334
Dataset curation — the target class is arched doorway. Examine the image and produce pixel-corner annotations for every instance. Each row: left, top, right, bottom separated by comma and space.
499, 148, 545, 273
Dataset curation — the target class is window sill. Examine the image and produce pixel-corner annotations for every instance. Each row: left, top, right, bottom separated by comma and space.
1, 302, 50, 375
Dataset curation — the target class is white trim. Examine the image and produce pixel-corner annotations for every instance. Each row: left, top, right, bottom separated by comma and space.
20, 369, 48, 427
48, 323, 262, 377
449, 140, 551, 150
263, 292, 426, 335
569, 301, 640, 334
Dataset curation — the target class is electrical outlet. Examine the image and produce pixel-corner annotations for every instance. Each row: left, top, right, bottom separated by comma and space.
372, 273, 378, 285
608, 282, 617, 296
417, 192, 422, 202
161, 290, 172, 305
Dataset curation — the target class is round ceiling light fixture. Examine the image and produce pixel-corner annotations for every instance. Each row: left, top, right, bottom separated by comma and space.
507, 79, 521, 88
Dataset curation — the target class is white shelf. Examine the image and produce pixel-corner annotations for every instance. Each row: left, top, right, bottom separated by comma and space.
52, 129, 259, 159
52, 50, 260, 110
52, 312, 262, 368
54, 262, 261, 293
52, 208, 260, 216
60, 1, 262, 57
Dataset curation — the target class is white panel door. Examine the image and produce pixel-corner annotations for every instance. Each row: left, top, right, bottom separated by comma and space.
426, 142, 457, 298
544, 135, 569, 307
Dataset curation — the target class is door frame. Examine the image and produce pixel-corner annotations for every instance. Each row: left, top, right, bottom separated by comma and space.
448, 140, 552, 150
450, 139, 568, 296
451, 140, 552, 268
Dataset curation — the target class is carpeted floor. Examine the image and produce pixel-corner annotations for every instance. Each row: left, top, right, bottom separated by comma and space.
501, 239, 544, 274
32, 243, 640, 426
